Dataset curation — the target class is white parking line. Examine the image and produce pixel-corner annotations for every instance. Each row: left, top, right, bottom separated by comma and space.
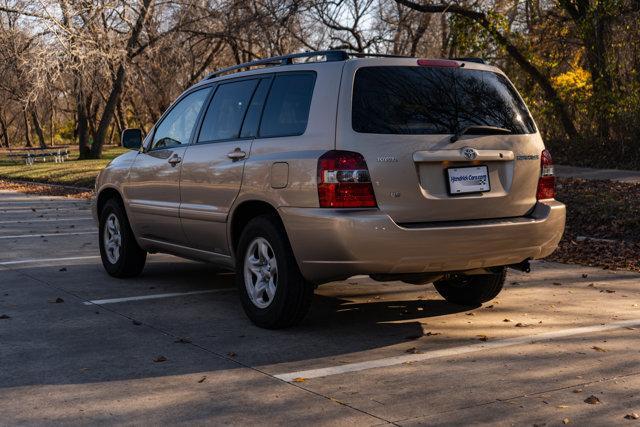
83, 289, 235, 305
0, 217, 92, 224
274, 318, 640, 382
0, 255, 100, 266
0, 231, 96, 239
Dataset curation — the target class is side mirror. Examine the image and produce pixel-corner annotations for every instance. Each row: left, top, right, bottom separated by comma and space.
121, 128, 142, 150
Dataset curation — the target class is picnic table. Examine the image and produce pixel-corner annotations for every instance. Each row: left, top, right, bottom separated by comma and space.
6, 146, 70, 165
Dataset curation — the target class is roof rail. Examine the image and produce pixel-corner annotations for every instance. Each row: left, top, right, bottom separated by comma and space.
451, 57, 486, 64
205, 50, 420, 80
205, 50, 349, 79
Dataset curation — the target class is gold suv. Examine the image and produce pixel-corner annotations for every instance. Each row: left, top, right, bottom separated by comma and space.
93, 51, 566, 328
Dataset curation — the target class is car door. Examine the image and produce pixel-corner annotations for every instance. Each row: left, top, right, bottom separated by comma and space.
179, 76, 271, 255
125, 87, 211, 244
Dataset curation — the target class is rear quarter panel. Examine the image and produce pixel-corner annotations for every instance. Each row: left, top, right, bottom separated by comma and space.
235, 62, 344, 209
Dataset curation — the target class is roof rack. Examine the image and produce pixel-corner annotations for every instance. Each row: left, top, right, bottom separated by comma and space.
206, 50, 348, 79
205, 50, 415, 79
451, 57, 486, 64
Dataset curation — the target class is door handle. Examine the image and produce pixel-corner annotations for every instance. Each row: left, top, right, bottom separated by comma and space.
168, 155, 182, 166
227, 148, 247, 161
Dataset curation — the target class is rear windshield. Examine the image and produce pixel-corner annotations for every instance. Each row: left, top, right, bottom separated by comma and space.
352, 66, 536, 135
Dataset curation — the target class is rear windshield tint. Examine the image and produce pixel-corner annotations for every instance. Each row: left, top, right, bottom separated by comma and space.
352, 66, 536, 135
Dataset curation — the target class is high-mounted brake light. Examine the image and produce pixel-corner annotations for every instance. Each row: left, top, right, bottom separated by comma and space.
317, 151, 377, 208
536, 149, 555, 200
417, 59, 461, 68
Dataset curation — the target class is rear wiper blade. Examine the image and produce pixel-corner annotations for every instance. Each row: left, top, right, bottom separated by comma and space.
450, 126, 511, 143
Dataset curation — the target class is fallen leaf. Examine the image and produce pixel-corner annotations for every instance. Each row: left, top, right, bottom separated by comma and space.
59, 267, 67, 272
592, 346, 607, 352
174, 337, 192, 344
0, 314, 10, 319
582, 274, 588, 278
624, 413, 639, 420
132, 320, 142, 326
227, 352, 237, 358
405, 347, 421, 354
503, 318, 512, 322
557, 405, 569, 409
153, 355, 167, 363
584, 395, 601, 404
292, 377, 306, 383
553, 282, 563, 286
477, 335, 489, 342
424, 331, 441, 336
562, 417, 570, 424
515, 322, 529, 327
198, 376, 207, 383
572, 389, 583, 393
466, 312, 475, 316
48, 297, 64, 303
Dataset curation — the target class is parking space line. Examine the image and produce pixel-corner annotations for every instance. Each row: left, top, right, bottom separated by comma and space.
0, 231, 96, 239
83, 289, 235, 305
0, 255, 100, 266
274, 318, 640, 382
0, 217, 92, 224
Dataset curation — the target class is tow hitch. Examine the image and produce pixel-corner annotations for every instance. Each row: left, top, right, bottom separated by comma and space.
509, 259, 531, 273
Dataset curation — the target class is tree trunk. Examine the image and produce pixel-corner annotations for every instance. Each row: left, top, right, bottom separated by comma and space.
23, 110, 32, 148
583, 12, 612, 139
90, 64, 126, 158
0, 112, 9, 148
395, 0, 579, 141
76, 79, 91, 159
89, 0, 152, 159
30, 109, 47, 149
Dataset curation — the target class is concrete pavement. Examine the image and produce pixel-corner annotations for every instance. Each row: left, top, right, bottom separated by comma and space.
1, 189, 639, 426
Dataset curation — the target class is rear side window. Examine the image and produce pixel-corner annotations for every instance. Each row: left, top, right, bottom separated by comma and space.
259, 73, 316, 138
352, 67, 536, 135
198, 79, 258, 143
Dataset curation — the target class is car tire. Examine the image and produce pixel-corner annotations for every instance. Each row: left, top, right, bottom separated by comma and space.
99, 198, 146, 278
236, 215, 314, 329
433, 267, 506, 305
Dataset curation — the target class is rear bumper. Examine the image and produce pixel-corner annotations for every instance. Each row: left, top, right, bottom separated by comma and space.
279, 200, 566, 284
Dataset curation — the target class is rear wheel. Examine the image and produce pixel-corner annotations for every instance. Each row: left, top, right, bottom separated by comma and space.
433, 268, 506, 305
236, 215, 313, 329
99, 198, 146, 278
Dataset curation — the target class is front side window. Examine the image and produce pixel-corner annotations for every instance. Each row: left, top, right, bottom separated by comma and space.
198, 79, 259, 143
352, 66, 536, 135
259, 73, 316, 138
152, 88, 210, 150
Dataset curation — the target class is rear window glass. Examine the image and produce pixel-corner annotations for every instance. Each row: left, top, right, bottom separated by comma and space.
352, 66, 536, 135
259, 73, 316, 138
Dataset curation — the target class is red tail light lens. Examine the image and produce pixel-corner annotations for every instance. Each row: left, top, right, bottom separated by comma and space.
317, 150, 377, 208
536, 149, 555, 200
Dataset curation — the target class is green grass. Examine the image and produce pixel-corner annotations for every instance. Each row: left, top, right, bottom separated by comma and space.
0, 146, 128, 188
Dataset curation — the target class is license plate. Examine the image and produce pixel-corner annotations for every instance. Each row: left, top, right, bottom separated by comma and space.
446, 166, 490, 195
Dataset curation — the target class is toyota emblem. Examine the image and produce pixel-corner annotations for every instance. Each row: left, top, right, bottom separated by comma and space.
461, 147, 478, 160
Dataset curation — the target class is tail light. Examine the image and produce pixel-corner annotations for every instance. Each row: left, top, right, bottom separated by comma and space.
317, 150, 377, 208
536, 149, 555, 200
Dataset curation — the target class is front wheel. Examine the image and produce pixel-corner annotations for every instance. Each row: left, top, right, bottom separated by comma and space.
99, 198, 147, 278
236, 215, 314, 329
433, 268, 506, 306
